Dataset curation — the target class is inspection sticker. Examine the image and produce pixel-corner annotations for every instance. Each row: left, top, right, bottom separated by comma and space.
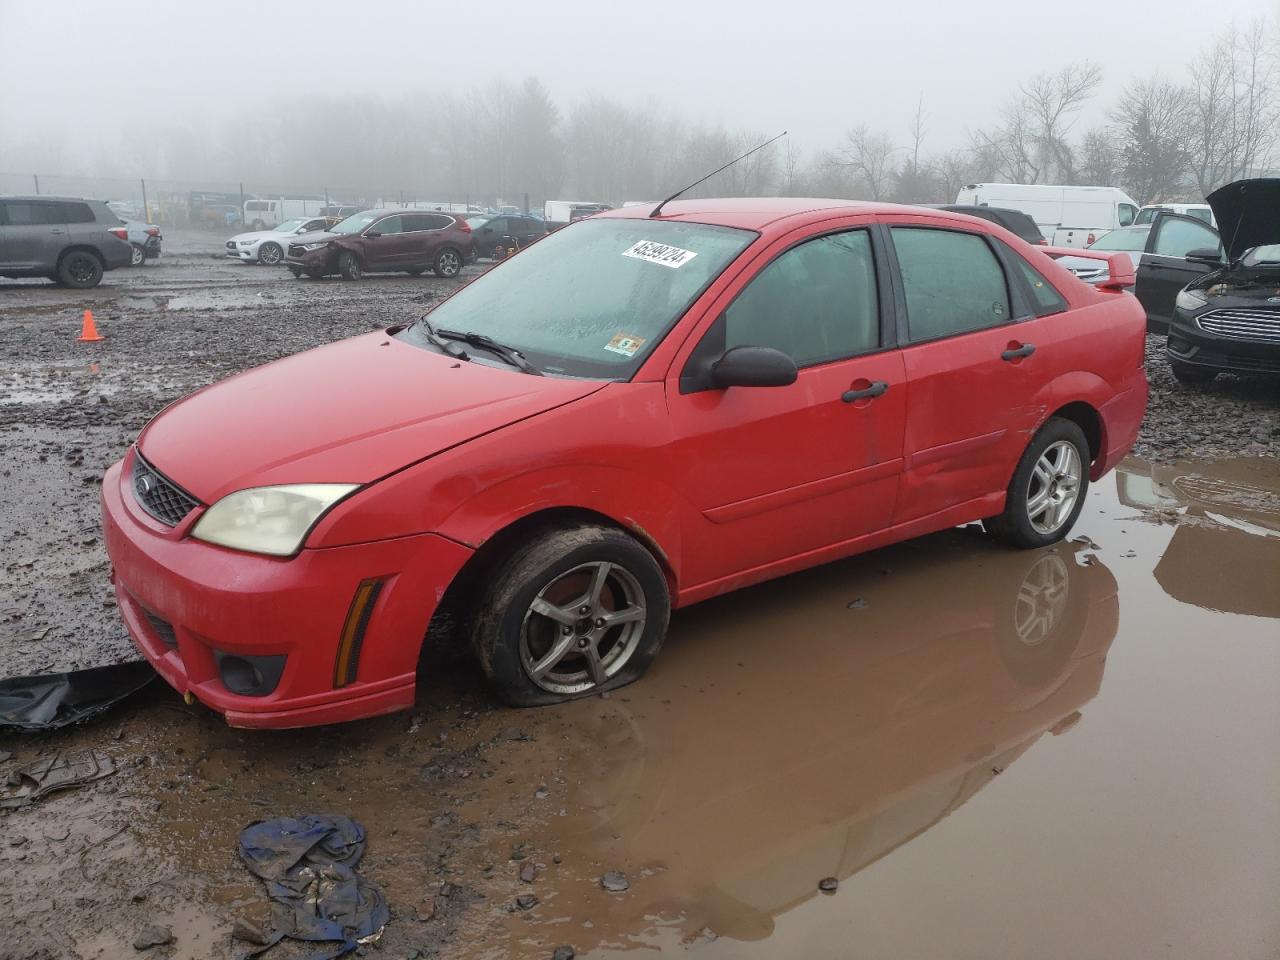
622, 240, 698, 269
604, 333, 647, 357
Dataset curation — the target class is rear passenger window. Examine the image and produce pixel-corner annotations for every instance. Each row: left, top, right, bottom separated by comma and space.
724, 230, 879, 366
892, 228, 1011, 342
60, 202, 96, 223
1008, 252, 1068, 317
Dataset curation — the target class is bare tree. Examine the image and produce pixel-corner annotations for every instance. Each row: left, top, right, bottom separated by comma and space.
842, 125, 897, 200
1076, 127, 1121, 187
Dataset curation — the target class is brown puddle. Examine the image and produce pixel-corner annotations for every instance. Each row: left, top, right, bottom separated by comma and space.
2, 456, 1277, 959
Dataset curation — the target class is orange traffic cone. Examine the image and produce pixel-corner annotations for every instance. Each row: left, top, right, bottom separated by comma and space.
77, 309, 103, 343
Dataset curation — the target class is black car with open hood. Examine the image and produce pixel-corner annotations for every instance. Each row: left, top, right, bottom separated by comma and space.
1159, 177, 1280, 385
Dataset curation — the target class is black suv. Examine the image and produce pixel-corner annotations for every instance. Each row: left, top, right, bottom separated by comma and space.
0, 196, 133, 288
1153, 179, 1280, 385
937, 205, 1046, 245
465, 214, 548, 259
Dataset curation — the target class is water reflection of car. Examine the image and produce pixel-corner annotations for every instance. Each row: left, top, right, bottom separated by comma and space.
224, 216, 333, 265
512, 536, 1119, 947
1116, 458, 1280, 617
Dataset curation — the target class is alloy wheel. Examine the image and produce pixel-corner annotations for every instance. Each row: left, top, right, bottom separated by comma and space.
1026, 440, 1082, 535
1012, 553, 1069, 645
438, 250, 461, 277
520, 561, 646, 695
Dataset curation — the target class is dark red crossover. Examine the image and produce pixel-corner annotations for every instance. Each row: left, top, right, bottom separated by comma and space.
101, 199, 1148, 728
284, 209, 474, 280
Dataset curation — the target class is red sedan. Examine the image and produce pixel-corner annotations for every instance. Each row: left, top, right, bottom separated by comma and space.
100, 199, 1148, 728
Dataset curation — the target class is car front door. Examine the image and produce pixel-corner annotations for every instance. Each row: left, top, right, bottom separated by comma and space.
361, 214, 409, 269
0, 199, 67, 270
887, 222, 1049, 525
1135, 213, 1222, 329
666, 225, 906, 587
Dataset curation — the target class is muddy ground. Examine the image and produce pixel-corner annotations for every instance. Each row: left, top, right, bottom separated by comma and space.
1, 231, 1278, 960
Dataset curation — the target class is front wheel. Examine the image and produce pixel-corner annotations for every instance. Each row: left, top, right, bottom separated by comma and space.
433, 247, 462, 278
337, 251, 362, 281
984, 417, 1090, 549
472, 525, 670, 706
1169, 358, 1217, 386
258, 242, 283, 265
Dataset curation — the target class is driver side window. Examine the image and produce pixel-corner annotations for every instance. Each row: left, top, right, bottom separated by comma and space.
723, 230, 880, 367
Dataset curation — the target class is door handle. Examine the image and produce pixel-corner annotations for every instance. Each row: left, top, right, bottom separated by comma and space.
50, 229, 65, 235
1001, 343, 1036, 361
842, 381, 888, 402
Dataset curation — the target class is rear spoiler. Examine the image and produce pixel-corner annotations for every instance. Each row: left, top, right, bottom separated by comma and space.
1041, 246, 1135, 291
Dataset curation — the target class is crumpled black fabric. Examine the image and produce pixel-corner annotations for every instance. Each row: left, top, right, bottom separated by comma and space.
238, 815, 389, 960
0, 661, 156, 730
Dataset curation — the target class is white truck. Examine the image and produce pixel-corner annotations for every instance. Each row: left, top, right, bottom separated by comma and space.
243, 197, 334, 230
954, 183, 1140, 248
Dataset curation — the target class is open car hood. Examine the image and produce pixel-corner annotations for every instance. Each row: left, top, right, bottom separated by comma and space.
1207, 178, 1280, 260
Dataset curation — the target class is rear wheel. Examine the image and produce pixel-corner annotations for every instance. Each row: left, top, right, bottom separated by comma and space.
472, 525, 670, 706
57, 251, 104, 289
338, 251, 362, 281
129, 243, 146, 267
433, 247, 462, 278
258, 242, 282, 265
985, 417, 1090, 549
1169, 358, 1217, 386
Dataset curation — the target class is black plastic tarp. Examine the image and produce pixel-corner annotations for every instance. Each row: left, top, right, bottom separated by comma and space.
0, 661, 156, 731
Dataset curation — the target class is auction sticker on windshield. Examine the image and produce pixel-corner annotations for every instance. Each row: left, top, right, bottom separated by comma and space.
604, 333, 647, 357
622, 240, 698, 269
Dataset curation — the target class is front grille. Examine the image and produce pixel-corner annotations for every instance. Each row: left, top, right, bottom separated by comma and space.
1196, 308, 1280, 343
141, 607, 178, 647
131, 453, 200, 526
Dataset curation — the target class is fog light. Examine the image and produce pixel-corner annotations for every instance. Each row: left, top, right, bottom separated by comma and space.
1168, 335, 1191, 354
214, 651, 286, 697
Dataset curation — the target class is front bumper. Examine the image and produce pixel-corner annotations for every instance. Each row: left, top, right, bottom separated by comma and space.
284, 245, 332, 272
100, 455, 474, 728
225, 242, 259, 261
1167, 309, 1280, 376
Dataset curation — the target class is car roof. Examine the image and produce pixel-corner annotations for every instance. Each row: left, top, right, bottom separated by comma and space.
598, 197, 983, 231
0, 194, 102, 203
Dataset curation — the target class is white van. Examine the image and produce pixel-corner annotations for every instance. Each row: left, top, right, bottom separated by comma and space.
544, 200, 611, 229
1135, 203, 1215, 228
243, 198, 333, 230
954, 183, 1140, 248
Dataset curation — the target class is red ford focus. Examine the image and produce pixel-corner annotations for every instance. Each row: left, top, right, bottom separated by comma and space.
100, 199, 1147, 728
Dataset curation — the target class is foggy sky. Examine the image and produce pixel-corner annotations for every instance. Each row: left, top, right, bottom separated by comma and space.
2, 0, 1278, 175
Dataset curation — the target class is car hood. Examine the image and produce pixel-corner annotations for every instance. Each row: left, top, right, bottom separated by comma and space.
288, 231, 342, 246
1207, 178, 1280, 260
137, 331, 606, 504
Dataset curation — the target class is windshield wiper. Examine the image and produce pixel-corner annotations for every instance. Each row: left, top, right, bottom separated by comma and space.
435, 329, 543, 376
414, 316, 471, 361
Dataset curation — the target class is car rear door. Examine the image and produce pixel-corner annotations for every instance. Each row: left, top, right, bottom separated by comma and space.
886, 221, 1051, 524
665, 223, 906, 584
1134, 213, 1222, 329
0, 199, 67, 270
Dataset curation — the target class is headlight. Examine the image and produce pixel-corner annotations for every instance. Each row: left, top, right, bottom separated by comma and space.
1175, 289, 1208, 311
302, 241, 329, 251
239, 240, 256, 246
191, 484, 358, 556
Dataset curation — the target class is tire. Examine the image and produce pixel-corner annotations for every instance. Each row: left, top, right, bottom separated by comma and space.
984, 417, 1090, 549
129, 243, 146, 267
288, 266, 303, 278
337, 251, 362, 281
1169, 358, 1217, 386
472, 524, 671, 706
258, 242, 283, 265
57, 251, 104, 289
433, 247, 463, 278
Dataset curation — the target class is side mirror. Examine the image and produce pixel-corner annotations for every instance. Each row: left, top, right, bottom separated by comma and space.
364, 231, 382, 239
710, 346, 798, 389
1186, 247, 1224, 265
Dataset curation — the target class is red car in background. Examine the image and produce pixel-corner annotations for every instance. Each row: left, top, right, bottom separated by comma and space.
284, 208, 474, 280
100, 198, 1148, 728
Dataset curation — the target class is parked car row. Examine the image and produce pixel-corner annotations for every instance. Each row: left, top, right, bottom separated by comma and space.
0, 195, 162, 288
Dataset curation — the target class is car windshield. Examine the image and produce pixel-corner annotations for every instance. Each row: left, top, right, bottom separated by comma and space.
400, 218, 756, 379
332, 212, 379, 235
274, 219, 309, 233
1243, 244, 1280, 265
1089, 227, 1150, 252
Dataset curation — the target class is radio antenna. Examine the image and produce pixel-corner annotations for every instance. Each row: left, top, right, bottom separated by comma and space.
650, 131, 788, 219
